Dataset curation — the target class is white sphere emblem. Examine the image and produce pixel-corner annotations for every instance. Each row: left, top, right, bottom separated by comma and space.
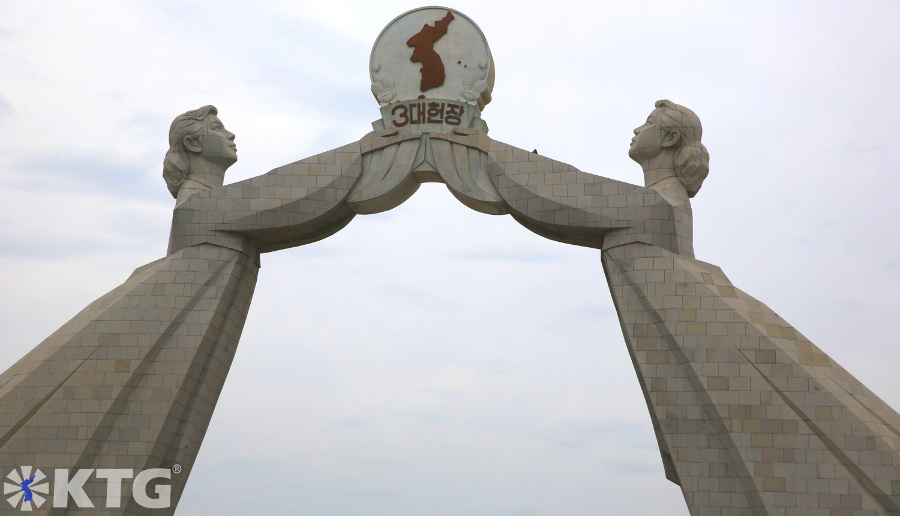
370, 7, 494, 111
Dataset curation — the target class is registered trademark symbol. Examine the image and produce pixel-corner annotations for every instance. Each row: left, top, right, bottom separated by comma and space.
172, 464, 182, 474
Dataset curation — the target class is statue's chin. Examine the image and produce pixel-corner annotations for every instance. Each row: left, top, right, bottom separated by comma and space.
627, 146, 641, 164
221, 155, 238, 169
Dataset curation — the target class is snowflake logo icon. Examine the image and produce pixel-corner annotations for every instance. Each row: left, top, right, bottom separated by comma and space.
4, 466, 49, 511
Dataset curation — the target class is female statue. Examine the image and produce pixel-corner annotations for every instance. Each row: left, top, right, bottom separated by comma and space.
3, 93, 900, 514
0, 106, 259, 512
493, 100, 900, 514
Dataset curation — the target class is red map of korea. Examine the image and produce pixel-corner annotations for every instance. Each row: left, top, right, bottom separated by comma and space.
407, 12, 454, 92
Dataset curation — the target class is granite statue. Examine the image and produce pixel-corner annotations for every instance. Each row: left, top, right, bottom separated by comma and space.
1, 6, 898, 515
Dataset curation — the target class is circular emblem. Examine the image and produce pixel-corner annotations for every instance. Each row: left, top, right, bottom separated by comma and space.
4, 466, 48, 511
370, 6, 494, 111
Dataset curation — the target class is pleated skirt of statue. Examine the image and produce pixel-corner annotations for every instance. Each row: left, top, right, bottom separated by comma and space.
0, 243, 259, 515
602, 242, 900, 516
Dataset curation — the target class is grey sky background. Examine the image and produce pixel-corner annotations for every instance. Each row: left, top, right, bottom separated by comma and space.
1, 1, 899, 514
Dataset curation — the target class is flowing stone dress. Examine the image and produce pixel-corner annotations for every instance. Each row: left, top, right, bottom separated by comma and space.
3, 127, 900, 515
0, 127, 498, 515
488, 140, 900, 515
0, 244, 259, 514
0, 138, 364, 515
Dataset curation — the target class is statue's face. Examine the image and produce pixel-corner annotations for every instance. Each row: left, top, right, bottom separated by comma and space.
628, 109, 665, 164
197, 114, 237, 164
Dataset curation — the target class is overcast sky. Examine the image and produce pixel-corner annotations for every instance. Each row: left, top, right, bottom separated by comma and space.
1, 1, 899, 515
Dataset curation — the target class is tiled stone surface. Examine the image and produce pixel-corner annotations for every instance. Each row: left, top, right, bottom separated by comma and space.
486, 136, 900, 514
603, 243, 900, 515
0, 244, 258, 515
168, 140, 363, 256
0, 139, 367, 514
3, 122, 899, 515
0, 139, 368, 514
487, 139, 694, 256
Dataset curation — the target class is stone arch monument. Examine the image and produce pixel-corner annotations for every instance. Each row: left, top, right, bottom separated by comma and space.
2, 7, 899, 515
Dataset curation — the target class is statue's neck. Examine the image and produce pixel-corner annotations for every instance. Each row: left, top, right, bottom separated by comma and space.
643, 165, 689, 203
175, 159, 229, 206
643, 168, 693, 258
643, 167, 677, 189
649, 176, 689, 204
175, 178, 212, 206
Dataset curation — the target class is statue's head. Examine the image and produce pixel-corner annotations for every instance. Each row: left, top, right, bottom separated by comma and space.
163, 105, 237, 198
629, 99, 709, 197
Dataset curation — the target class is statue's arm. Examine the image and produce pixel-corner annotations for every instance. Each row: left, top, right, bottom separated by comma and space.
169, 139, 364, 255
487, 139, 666, 249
